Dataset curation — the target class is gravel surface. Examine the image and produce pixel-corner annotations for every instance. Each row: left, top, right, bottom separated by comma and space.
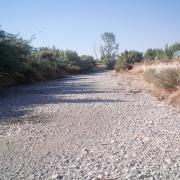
0, 70, 180, 180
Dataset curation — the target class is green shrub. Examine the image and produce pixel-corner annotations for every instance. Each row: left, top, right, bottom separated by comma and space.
80, 55, 96, 71
0, 32, 31, 69
115, 59, 127, 71
64, 50, 81, 66
115, 50, 143, 71
0, 29, 97, 87
103, 55, 115, 70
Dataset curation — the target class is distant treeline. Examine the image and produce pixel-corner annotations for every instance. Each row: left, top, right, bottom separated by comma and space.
1, 30, 180, 86
0, 29, 96, 86
99, 32, 180, 71
115, 43, 180, 71
144, 43, 180, 60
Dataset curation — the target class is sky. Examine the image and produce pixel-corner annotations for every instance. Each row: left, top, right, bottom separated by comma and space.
0, 0, 180, 56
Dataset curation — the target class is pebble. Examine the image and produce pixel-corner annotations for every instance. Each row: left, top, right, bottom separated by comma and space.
131, 167, 139, 174
82, 148, 90, 155
164, 158, 172, 165
52, 173, 63, 179
97, 174, 103, 178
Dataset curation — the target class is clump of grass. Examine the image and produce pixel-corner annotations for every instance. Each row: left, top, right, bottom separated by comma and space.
143, 68, 156, 83
154, 68, 180, 89
143, 68, 180, 89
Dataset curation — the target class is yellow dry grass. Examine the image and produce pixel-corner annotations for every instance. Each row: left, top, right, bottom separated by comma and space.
116, 60, 180, 111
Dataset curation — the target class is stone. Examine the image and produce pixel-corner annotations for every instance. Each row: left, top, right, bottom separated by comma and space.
82, 148, 90, 155
52, 173, 63, 179
97, 174, 103, 179
164, 158, 172, 165
128, 167, 140, 177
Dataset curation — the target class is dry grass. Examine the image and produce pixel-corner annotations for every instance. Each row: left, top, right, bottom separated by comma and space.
154, 68, 180, 89
116, 60, 180, 111
143, 68, 156, 83
141, 60, 180, 72
143, 68, 180, 89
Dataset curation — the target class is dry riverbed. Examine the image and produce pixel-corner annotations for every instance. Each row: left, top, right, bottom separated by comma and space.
0, 70, 180, 179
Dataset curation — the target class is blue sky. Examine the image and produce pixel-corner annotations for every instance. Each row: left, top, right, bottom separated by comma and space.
0, 0, 180, 56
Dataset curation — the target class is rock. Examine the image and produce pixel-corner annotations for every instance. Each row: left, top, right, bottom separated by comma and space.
174, 163, 178, 168
46, 151, 51, 155
97, 174, 103, 179
124, 154, 129, 159
52, 173, 63, 179
110, 140, 115, 144
76, 157, 81, 162
128, 167, 140, 178
82, 148, 90, 155
164, 158, 172, 165
139, 174, 155, 180
104, 171, 109, 176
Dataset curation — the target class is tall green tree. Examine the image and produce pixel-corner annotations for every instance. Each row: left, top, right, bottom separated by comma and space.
100, 32, 119, 69
144, 49, 156, 60
100, 32, 119, 58
0, 29, 32, 69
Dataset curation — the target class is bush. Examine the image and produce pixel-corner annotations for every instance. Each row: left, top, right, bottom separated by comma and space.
154, 68, 180, 89
115, 50, 143, 71
143, 68, 180, 89
80, 55, 96, 71
64, 50, 81, 66
115, 58, 128, 71
0, 37, 31, 70
0, 29, 96, 87
103, 55, 115, 70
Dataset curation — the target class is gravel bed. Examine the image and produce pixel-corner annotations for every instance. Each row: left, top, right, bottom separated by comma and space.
0, 70, 180, 180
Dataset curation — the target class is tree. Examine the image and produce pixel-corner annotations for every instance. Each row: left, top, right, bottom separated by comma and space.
100, 32, 119, 69
144, 49, 156, 60
157, 42, 180, 60
64, 50, 81, 66
170, 42, 180, 53
168, 42, 180, 59
121, 50, 143, 64
0, 29, 32, 69
164, 48, 172, 59
144, 43, 180, 61
0, 29, 6, 38
154, 48, 165, 60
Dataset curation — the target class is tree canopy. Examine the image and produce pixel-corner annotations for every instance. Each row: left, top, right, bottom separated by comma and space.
100, 32, 119, 60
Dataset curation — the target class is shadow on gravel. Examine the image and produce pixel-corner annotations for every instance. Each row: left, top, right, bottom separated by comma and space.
0, 71, 125, 124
